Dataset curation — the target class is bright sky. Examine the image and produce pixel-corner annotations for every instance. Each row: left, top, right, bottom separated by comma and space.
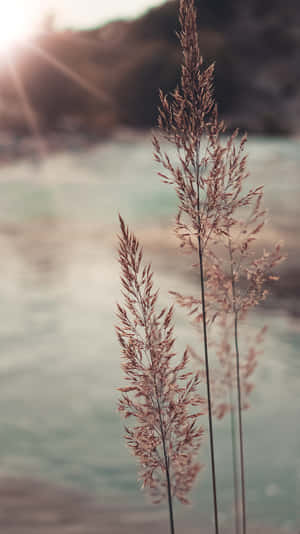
0, 0, 165, 53
7, 0, 165, 31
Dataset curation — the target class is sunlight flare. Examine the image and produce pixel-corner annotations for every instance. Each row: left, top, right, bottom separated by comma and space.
0, 4, 33, 52
6, 55, 47, 158
26, 42, 112, 104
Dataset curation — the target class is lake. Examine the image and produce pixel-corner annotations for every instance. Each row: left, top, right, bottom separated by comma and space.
0, 133, 299, 532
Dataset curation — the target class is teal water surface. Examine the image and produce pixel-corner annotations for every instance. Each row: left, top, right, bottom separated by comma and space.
0, 134, 299, 531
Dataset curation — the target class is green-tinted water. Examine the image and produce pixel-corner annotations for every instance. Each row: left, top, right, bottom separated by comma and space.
0, 135, 299, 530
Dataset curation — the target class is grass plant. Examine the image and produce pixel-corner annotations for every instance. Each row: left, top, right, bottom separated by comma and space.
117, 1, 283, 533
117, 216, 204, 534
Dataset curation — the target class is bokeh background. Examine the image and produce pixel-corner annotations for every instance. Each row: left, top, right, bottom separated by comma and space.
0, 1, 299, 533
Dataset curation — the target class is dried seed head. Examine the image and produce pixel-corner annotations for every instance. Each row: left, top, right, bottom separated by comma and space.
117, 216, 204, 503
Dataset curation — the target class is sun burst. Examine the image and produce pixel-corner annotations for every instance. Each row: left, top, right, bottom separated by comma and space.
0, 4, 33, 53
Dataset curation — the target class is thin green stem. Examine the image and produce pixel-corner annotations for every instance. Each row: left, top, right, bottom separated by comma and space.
234, 313, 246, 534
197, 241, 219, 534
155, 381, 175, 534
136, 281, 175, 534
229, 386, 241, 534
195, 142, 219, 534
228, 239, 247, 534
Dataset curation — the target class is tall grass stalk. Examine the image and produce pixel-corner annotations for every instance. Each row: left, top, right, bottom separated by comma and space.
116, 216, 204, 534
224, 229, 282, 534
229, 384, 241, 534
229, 239, 246, 534
234, 312, 246, 534
153, 0, 228, 529
153, 1, 284, 532
117, 0, 284, 532
197, 227, 220, 534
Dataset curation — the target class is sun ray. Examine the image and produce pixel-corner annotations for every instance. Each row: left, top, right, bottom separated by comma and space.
0, 26, 112, 160
25, 42, 112, 105
5, 55, 47, 159
0, 4, 32, 52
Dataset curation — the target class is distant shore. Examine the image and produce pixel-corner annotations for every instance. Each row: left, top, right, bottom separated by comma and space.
0, 477, 295, 534
0, 126, 299, 168
0, 131, 298, 317
0, 129, 109, 166
0, 127, 153, 166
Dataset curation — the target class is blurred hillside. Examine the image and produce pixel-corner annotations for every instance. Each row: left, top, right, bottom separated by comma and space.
0, 0, 299, 138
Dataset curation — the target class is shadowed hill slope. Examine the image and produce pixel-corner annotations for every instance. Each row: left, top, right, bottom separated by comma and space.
0, 0, 299, 136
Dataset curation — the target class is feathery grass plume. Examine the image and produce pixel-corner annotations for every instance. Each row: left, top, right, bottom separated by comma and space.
214, 212, 283, 534
151, 0, 285, 531
163, 106, 283, 534
153, 1, 228, 531
186, 318, 267, 418
170, 193, 282, 534
152, 0, 285, 532
188, 314, 267, 534
116, 216, 205, 534
207, 175, 282, 534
